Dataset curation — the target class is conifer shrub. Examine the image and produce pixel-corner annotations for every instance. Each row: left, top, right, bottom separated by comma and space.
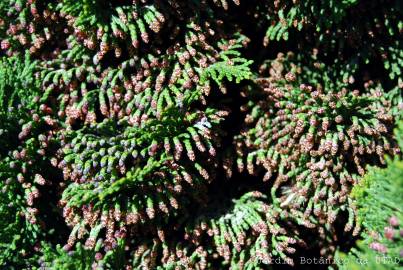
0, 0, 401, 269
335, 122, 403, 270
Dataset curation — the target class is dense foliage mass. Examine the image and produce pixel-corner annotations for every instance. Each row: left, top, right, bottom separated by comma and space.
335, 122, 403, 270
0, 0, 401, 269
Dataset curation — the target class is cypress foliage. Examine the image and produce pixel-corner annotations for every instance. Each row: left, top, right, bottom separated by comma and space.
0, 0, 401, 269
335, 122, 403, 269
